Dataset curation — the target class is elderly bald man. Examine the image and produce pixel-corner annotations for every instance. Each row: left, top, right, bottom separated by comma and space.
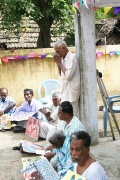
39, 92, 61, 138
0, 88, 16, 116
45, 128, 73, 178
41, 92, 61, 124
53, 40, 80, 119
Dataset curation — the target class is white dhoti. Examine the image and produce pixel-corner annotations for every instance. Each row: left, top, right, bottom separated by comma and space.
39, 122, 55, 139
71, 99, 80, 119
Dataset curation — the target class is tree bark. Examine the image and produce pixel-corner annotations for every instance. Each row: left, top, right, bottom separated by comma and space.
36, 17, 53, 48
37, 27, 51, 48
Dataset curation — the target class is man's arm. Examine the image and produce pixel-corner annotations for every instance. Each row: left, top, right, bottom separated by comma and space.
15, 102, 27, 113
53, 55, 66, 75
50, 109, 58, 123
3, 102, 16, 113
57, 154, 74, 178
39, 108, 52, 121
57, 64, 61, 76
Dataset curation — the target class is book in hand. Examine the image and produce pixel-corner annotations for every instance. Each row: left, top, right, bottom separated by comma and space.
0, 114, 11, 130
20, 140, 44, 154
21, 156, 42, 169
8, 112, 36, 121
25, 117, 40, 140
61, 170, 86, 180
21, 157, 60, 180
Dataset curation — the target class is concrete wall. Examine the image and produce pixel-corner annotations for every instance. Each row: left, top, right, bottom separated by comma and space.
0, 48, 61, 106
0, 45, 120, 107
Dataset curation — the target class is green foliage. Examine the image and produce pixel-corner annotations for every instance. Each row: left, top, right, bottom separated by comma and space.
0, 0, 74, 46
95, 7, 120, 20
0, 0, 119, 47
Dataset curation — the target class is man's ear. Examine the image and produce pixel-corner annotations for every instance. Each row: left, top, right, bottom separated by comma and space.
65, 113, 69, 118
86, 147, 90, 154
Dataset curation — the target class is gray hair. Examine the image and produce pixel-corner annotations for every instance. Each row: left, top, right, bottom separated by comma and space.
53, 39, 68, 48
52, 91, 60, 99
47, 128, 65, 142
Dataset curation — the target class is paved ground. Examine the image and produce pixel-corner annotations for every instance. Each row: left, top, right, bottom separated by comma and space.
0, 122, 120, 180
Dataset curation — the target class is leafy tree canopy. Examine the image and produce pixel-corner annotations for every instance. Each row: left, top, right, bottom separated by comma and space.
0, 0, 74, 47
0, 1, 119, 47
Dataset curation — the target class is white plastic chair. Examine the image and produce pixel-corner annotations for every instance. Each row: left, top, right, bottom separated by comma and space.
38, 79, 61, 104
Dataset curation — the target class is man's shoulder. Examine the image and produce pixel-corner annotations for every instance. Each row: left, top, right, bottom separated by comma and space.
32, 98, 43, 107
89, 162, 105, 171
6, 96, 16, 102
71, 116, 85, 130
68, 51, 76, 58
32, 98, 42, 104
71, 115, 81, 123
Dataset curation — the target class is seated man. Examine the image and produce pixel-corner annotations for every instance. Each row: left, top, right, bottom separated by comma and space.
45, 101, 85, 166
13, 88, 43, 133
40, 101, 85, 139
0, 88, 16, 116
70, 131, 108, 180
39, 92, 61, 138
41, 92, 61, 125
58, 101, 85, 137
45, 128, 73, 178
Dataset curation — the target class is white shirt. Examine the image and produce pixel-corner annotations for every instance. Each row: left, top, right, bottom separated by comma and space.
0, 96, 16, 112
74, 162, 108, 180
16, 98, 43, 119
44, 103, 59, 125
60, 51, 80, 102
59, 115, 85, 137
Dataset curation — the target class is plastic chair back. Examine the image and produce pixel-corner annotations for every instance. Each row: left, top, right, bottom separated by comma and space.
38, 79, 61, 104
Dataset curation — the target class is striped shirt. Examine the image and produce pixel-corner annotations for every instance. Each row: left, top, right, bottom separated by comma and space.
60, 115, 85, 137
56, 136, 73, 178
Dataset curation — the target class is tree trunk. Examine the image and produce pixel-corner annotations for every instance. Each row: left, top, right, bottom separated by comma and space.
37, 24, 51, 48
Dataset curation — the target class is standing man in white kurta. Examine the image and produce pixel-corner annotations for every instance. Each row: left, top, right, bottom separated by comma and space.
53, 40, 80, 118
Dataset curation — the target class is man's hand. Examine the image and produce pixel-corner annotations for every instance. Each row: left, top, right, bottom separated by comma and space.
53, 55, 61, 64
45, 144, 53, 151
45, 111, 51, 116
0, 110, 4, 116
44, 152, 55, 161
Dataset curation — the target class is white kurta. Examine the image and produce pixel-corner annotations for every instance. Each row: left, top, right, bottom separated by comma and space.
74, 162, 108, 180
60, 51, 80, 102
43, 103, 59, 126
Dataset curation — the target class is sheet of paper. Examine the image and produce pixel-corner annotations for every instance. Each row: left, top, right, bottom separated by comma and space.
36, 150, 51, 155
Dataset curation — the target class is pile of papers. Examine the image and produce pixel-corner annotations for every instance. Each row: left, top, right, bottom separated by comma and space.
20, 140, 50, 155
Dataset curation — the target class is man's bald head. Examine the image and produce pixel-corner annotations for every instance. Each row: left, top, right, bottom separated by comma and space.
53, 39, 69, 58
0, 88, 8, 101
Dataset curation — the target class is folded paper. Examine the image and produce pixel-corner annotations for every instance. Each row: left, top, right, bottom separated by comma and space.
114, 7, 120, 15
2, 58, 8, 63
96, 52, 103, 58
116, 51, 120, 55
61, 170, 86, 180
104, 7, 112, 14
110, 51, 116, 57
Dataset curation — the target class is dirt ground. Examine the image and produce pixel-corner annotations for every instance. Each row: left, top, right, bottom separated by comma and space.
0, 124, 120, 180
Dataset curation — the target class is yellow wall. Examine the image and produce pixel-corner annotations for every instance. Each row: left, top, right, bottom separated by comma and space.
0, 45, 120, 108
96, 45, 120, 106
0, 48, 61, 105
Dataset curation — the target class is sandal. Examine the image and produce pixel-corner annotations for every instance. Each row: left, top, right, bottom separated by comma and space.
13, 146, 21, 150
